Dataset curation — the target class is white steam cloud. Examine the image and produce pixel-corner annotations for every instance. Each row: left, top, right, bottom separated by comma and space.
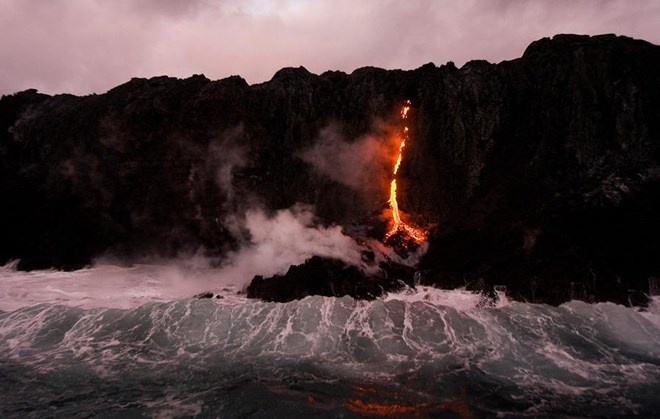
83, 204, 368, 303
299, 123, 393, 193
209, 125, 246, 203
221, 204, 365, 284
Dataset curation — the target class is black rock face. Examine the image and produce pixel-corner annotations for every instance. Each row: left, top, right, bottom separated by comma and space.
246, 256, 410, 302
414, 34, 660, 305
1, 34, 659, 305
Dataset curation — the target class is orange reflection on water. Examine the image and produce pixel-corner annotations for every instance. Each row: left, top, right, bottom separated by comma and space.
346, 384, 472, 418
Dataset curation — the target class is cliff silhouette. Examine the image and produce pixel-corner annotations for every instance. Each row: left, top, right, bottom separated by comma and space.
1, 34, 659, 305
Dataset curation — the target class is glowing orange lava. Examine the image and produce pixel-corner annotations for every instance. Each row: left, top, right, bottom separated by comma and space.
385, 101, 427, 244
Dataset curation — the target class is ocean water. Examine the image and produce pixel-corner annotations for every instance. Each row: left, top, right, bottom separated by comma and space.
1, 263, 659, 418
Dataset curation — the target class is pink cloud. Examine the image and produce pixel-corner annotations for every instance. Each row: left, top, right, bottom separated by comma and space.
1, 0, 659, 96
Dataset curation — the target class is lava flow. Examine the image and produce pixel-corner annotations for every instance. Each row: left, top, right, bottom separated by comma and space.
384, 101, 427, 245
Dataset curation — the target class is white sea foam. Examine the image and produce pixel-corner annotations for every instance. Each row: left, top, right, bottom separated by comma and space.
0, 263, 247, 311
1, 263, 659, 401
641, 296, 660, 328
0, 279, 658, 416
383, 285, 508, 310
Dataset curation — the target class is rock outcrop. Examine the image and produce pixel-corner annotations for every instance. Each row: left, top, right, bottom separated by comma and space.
1, 34, 659, 305
247, 256, 402, 302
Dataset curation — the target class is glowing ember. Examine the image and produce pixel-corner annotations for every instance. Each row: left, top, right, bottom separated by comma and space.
385, 100, 427, 244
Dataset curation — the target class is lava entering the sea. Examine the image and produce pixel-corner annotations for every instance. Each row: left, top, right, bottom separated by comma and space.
384, 101, 427, 245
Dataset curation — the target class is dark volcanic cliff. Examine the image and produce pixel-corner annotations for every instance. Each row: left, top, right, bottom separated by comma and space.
1, 34, 659, 305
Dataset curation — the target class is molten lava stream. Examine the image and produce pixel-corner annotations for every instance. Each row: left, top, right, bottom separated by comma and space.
385, 101, 427, 245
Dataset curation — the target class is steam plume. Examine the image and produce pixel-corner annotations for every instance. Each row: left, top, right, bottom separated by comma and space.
299, 123, 395, 194
221, 204, 365, 285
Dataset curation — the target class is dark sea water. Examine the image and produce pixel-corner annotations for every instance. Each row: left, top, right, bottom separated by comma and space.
1, 265, 660, 418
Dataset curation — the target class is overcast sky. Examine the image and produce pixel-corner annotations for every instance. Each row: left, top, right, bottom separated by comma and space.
1, 0, 659, 96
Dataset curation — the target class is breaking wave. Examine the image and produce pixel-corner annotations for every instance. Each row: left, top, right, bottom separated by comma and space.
1, 266, 659, 417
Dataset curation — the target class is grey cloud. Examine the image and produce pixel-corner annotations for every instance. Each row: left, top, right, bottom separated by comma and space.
0, 0, 658, 96
128, 0, 210, 18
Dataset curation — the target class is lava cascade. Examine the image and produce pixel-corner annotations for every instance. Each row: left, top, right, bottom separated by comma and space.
384, 101, 427, 244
